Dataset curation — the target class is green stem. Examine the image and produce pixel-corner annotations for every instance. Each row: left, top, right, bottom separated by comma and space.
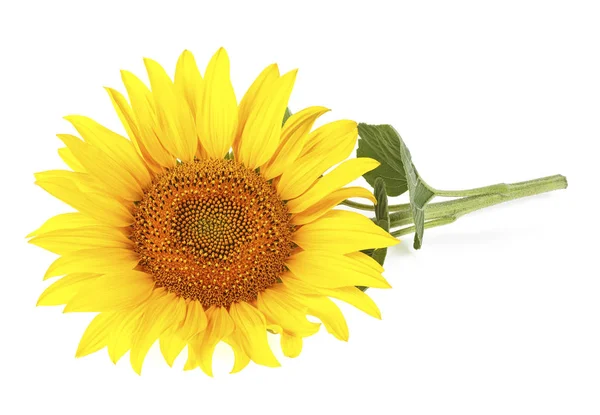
432, 183, 510, 197
339, 199, 377, 211
390, 216, 457, 237
345, 175, 567, 224
340, 199, 410, 212
388, 174, 567, 230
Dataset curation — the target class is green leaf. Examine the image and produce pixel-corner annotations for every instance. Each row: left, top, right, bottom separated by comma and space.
374, 177, 390, 232
371, 177, 391, 264
357, 123, 435, 249
370, 177, 390, 265
282, 107, 292, 126
400, 143, 435, 249
357, 123, 408, 196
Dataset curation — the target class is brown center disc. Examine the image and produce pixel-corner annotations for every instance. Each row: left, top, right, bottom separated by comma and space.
131, 158, 294, 308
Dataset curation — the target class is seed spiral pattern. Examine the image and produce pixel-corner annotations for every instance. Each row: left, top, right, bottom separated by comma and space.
131, 159, 294, 308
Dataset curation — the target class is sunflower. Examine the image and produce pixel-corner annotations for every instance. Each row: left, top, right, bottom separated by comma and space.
29, 48, 398, 375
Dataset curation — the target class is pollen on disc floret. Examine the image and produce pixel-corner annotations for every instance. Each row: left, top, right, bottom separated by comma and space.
131, 159, 294, 308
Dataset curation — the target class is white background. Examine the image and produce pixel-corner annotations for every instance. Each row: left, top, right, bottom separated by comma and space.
1, 1, 599, 414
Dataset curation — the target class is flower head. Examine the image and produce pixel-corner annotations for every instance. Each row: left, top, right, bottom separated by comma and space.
30, 48, 398, 375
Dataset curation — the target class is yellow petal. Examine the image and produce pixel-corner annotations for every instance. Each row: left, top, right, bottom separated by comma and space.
43, 247, 140, 280
161, 299, 208, 368
178, 300, 208, 340
228, 302, 280, 368
193, 306, 234, 377
286, 157, 380, 213
293, 294, 349, 341
76, 312, 118, 357
158, 297, 188, 366
300, 120, 357, 159
159, 332, 187, 367
237, 69, 297, 169
285, 250, 391, 289
130, 290, 186, 374
35, 177, 132, 227
257, 287, 321, 337
174, 50, 203, 116
120, 70, 176, 168
58, 147, 85, 172
184, 339, 199, 371
64, 115, 153, 188
286, 277, 382, 320
346, 251, 384, 273
267, 324, 283, 334
29, 226, 132, 255
291, 187, 377, 225
277, 120, 357, 200
107, 304, 146, 364
197, 48, 238, 159
35, 174, 133, 227
280, 333, 303, 358
64, 271, 154, 313
293, 210, 398, 253
105, 87, 163, 173
27, 213, 99, 238
261, 106, 330, 180
223, 335, 251, 374
237, 64, 280, 138
278, 273, 315, 294
34, 170, 107, 196
58, 134, 143, 201
144, 58, 198, 162
37, 273, 100, 306
322, 286, 382, 319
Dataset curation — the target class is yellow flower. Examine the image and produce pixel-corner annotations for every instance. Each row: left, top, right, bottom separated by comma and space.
29, 48, 399, 375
